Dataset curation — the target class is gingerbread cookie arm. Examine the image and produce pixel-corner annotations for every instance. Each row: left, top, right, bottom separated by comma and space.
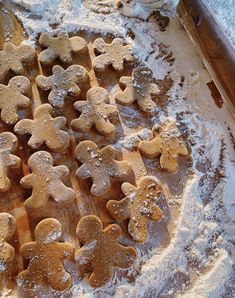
20, 242, 37, 259
18, 43, 36, 64
106, 198, 130, 221
53, 116, 67, 129
14, 119, 34, 135
139, 138, 161, 158
36, 75, 52, 91
76, 164, 91, 179
95, 118, 115, 135
0, 242, 15, 264
39, 48, 56, 64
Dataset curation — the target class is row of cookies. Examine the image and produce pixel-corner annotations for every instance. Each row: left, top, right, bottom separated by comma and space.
1, 213, 137, 289
0, 32, 134, 83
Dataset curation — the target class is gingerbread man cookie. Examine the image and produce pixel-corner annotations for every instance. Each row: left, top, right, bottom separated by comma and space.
139, 121, 189, 172
93, 38, 134, 71
18, 218, 73, 291
36, 65, 88, 108
14, 103, 69, 151
115, 67, 160, 113
0, 132, 21, 191
0, 42, 36, 82
75, 215, 137, 288
75, 140, 132, 196
39, 32, 87, 64
21, 151, 75, 210
0, 76, 31, 124
71, 87, 117, 135
107, 176, 163, 243
0, 213, 16, 272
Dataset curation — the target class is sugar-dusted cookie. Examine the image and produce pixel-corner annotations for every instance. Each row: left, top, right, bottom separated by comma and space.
107, 176, 163, 243
120, 128, 153, 150
0, 132, 21, 191
139, 121, 189, 172
0, 42, 36, 82
115, 66, 160, 113
39, 32, 87, 65
36, 65, 88, 108
75, 140, 132, 196
0, 213, 16, 272
71, 87, 117, 135
21, 151, 75, 210
0, 76, 31, 124
18, 218, 74, 291
14, 103, 69, 151
75, 215, 137, 288
93, 38, 134, 71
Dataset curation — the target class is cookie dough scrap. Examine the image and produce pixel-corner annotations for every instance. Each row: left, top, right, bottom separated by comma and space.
0, 42, 36, 82
18, 218, 74, 291
0, 132, 21, 191
71, 87, 117, 135
107, 176, 163, 243
36, 64, 89, 108
115, 66, 160, 113
39, 32, 87, 65
21, 151, 75, 210
139, 121, 189, 172
93, 38, 134, 71
89, 0, 115, 14
0, 76, 31, 124
75, 140, 133, 196
0, 213, 16, 272
75, 215, 137, 288
14, 103, 70, 151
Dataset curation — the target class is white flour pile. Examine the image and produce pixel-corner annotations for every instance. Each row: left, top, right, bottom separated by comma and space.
3, 0, 235, 297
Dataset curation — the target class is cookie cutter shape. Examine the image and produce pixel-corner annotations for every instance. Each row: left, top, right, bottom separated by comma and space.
0, 132, 21, 191
18, 218, 74, 291
14, 103, 69, 151
75, 140, 132, 197
36, 65, 88, 108
71, 87, 117, 135
0, 76, 31, 124
93, 38, 134, 71
21, 151, 75, 210
115, 66, 160, 113
0, 213, 16, 272
0, 42, 36, 82
107, 176, 163, 243
139, 122, 189, 172
39, 32, 87, 65
75, 215, 137, 288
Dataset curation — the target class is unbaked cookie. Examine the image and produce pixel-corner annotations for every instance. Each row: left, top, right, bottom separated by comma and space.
71, 87, 117, 135
75, 215, 137, 288
14, 103, 70, 151
107, 176, 163, 243
39, 32, 87, 64
75, 140, 133, 196
36, 64, 88, 108
21, 151, 75, 210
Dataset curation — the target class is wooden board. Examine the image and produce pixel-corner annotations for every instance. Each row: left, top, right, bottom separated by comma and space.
177, 0, 235, 113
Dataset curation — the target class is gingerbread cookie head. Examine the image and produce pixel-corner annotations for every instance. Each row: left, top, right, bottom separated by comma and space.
139, 121, 189, 172
0, 76, 31, 124
93, 38, 134, 71
18, 218, 73, 291
36, 64, 88, 108
14, 103, 70, 151
21, 151, 75, 210
107, 176, 163, 243
0, 213, 16, 272
115, 66, 160, 113
71, 87, 117, 135
75, 215, 137, 288
75, 140, 133, 196
0, 132, 21, 191
0, 42, 36, 82
39, 32, 87, 65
